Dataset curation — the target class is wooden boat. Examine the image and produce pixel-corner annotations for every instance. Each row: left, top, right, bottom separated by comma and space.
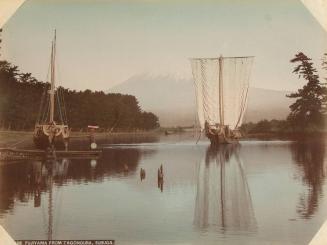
34, 31, 70, 150
190, 56, 254, 145
204, 121, 242, 145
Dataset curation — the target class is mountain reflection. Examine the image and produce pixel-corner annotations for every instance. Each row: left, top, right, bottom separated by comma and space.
0, 147, 152, 216
194, 145, 256, 232
291, 141, 326, 219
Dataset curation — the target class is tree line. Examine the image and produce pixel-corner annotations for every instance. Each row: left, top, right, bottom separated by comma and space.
242, 52, 327, 135
0, 60, 160, 131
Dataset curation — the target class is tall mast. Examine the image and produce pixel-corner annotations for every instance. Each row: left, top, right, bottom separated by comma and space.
49, 30, 56, 123
218, 56, 224, 125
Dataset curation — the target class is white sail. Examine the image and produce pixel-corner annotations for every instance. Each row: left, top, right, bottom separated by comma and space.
190, 56, 254, 130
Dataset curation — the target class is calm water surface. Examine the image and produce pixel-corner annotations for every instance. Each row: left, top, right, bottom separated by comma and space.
0, 135, 326, 244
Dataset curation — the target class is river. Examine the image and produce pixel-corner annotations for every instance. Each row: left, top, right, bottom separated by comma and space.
0, 134, 326, 244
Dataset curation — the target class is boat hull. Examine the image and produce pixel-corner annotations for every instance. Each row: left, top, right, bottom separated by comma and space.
34, 124, 69, 150
205, 123, 240, 145
206, 131, 238, 145
33, 133, 68, 150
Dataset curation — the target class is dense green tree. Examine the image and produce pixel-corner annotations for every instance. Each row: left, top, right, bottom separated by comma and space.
250, 119, 271, 133
322, 53, 327, 114
139, 112, 160, 130
287, 52, 327, 131
0, 28, 2, 57
0, 60, 160, 131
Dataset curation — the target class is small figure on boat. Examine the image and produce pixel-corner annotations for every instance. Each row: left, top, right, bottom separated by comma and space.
140, 168, 146, 181
124, 164, 129, 172
88, 125, 99, 150
90, 142, 97, 150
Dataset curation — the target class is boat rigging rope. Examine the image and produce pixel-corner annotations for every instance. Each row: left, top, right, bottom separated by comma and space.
200, 60, 213, 124
235, 59, 253, 129
60, 88, 68, 124
7, 137, 31, 148
192, 89, 202, 144
56, 89, 64, 124
36, 85, 48, 124
191, 63, 203, 144
37, 57, 52, 124
55, 47, 68, 125
195, 129, 202, 144
41, 96, 50, 124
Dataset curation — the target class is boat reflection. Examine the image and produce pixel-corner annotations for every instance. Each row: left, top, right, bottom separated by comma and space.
194, 145, 256, 232
30, 158, 70, 207
26, 158, 70, 239
0, 147, 147, 216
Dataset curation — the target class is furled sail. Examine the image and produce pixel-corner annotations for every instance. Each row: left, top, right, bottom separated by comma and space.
190, 56, 254, 130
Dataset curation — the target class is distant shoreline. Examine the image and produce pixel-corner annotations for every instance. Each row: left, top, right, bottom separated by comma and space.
0, 130, 325, 149
243, 132, 327, 141
0, 130, 160, 149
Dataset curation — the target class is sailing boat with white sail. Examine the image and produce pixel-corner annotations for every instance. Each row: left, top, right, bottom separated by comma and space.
190, 56, 254, 145
34, 31, 69, 150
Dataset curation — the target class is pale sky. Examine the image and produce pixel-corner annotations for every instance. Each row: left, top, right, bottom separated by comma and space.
1, 0, 327, 91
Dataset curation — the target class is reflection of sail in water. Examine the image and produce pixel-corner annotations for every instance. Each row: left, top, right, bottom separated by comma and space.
194, 145, 256, 232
